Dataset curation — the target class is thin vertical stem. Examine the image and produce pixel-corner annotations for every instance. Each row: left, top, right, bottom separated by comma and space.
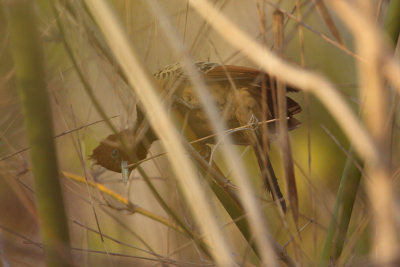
4, 1, 71, 266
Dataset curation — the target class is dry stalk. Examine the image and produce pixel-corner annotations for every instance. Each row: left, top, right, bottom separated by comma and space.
330, 0, 399, 264
84, 0, 234, 265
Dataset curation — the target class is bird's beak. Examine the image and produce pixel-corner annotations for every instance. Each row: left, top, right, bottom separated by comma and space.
121, 161, 130, 184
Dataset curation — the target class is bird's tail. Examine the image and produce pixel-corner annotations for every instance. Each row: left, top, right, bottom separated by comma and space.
253, 144, 286, 212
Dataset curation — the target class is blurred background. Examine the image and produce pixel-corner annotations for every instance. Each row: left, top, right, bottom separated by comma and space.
0, 0, 399, 266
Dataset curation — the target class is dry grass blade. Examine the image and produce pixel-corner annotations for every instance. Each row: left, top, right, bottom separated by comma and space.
0, 117, 118, 162
330, 0, 399, 265
265, 1, 361, 61
272, 10, 298, 224
312, 0, 344, 45
83, 0, 234, 265
63, 171, 185, 232
146, 1, 280, 266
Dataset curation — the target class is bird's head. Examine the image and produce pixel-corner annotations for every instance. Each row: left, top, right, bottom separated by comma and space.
90, 130, 151, 173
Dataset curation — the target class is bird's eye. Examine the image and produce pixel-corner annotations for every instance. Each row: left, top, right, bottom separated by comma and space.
111, 148, 120, 160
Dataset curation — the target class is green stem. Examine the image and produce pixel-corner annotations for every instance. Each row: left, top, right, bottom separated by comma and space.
185, 143, 296, 267
320, 147, 361, 266
384, 0, 400, 46
4, 1, 71, 266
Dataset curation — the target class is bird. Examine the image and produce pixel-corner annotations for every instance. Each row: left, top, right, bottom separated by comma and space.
90, 62, 301, 211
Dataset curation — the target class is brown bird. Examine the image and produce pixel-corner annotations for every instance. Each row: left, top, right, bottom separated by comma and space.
90, 62, 301, 211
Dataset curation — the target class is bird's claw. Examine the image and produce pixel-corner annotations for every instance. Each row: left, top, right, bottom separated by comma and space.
198, 144, 211, 160
248, 114, 259, 130
173, 95, 198, 110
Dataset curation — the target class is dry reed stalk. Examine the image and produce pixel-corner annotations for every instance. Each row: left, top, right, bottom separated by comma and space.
273, 10, 299, 224
146, 1, 281, 266
312, 0, 344, 45
330, 0, 399, 265
83, 0, 234, 265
